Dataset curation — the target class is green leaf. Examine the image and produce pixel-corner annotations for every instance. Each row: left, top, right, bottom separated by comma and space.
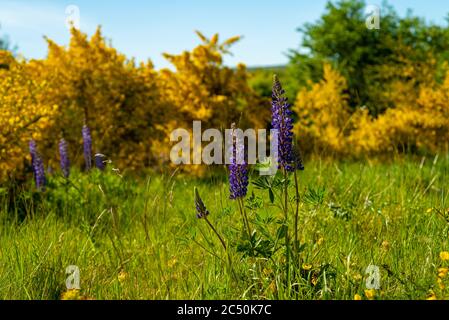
252, 176, 270, 190
268, 189, 275, 204
276, 224, 288, 239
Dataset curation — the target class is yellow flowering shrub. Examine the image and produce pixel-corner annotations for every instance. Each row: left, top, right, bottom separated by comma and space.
349, 68, 449, 155
31, 27, 166, 172
160, 31, 269, 130
293, 64, 351, 156
414, 71, 449, 152
0, 51, 57, 182
345, 108, 378, 155
364, 43, 438, 114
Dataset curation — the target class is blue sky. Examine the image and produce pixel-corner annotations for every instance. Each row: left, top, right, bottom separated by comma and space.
0, 0, 448, 69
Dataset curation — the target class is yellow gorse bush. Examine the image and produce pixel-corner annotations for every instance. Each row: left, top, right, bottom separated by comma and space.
348, 68, 449, 155
32, 27, 165, 171
0, 51, 57, 182
293, 64, 351, 156
159, 30, 268, 130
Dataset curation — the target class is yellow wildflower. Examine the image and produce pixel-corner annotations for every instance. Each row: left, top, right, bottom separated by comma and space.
353, 273, 363, 281
268, 281, 276, 293
168, 257, 178, 268
427, 291, 437, 300
262, 268, 273, 277
60, 289, 81, 300
311, 275, 318, 286
440, 251, 449, 261
302, 263, 312, 271
438, 267, 449, 278
364, 289, 376, 300
437, 277, 445, 290
354, 294, 362, 300
118, 270, 128, 283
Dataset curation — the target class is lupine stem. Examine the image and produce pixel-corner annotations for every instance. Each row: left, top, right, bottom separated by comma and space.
204, 216, 227, 251
283, 169, 290, 285
204, 219, 237, 282
238, 198, 251, 238
195, 187, 236, 280
294, 169, 300, 256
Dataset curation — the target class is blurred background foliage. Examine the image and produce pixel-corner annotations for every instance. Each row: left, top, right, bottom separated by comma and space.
1, 0, 449, 183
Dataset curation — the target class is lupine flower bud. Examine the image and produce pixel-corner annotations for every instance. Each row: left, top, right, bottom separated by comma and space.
59, 138, 70, 178
271, 75, 295, 172
229, 124, 249, 200
82, 125, 92, 170
194, 187, 210, 219
94, 153, 107, 171
29, 140, 46, 191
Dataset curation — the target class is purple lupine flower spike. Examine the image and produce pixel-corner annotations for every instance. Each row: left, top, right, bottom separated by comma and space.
271, 75, 295, 172
94, 153, 107, 171
59, 138, 70, 178
229, 124, 249, 200
82, 125, 92, 170
29, 140, 46, 191
194, 187, 210, 219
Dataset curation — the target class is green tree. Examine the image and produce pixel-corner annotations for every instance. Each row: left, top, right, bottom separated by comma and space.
287, 0, 449, 115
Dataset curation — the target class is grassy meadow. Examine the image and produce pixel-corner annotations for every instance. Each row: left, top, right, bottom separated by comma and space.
2, 0, 449, 302
1, 155, 448, 300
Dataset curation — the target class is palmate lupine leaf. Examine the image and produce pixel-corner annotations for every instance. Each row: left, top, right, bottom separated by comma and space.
252, 176, 282, 204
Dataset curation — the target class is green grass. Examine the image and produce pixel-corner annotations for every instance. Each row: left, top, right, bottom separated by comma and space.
1, 155, 449, 300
